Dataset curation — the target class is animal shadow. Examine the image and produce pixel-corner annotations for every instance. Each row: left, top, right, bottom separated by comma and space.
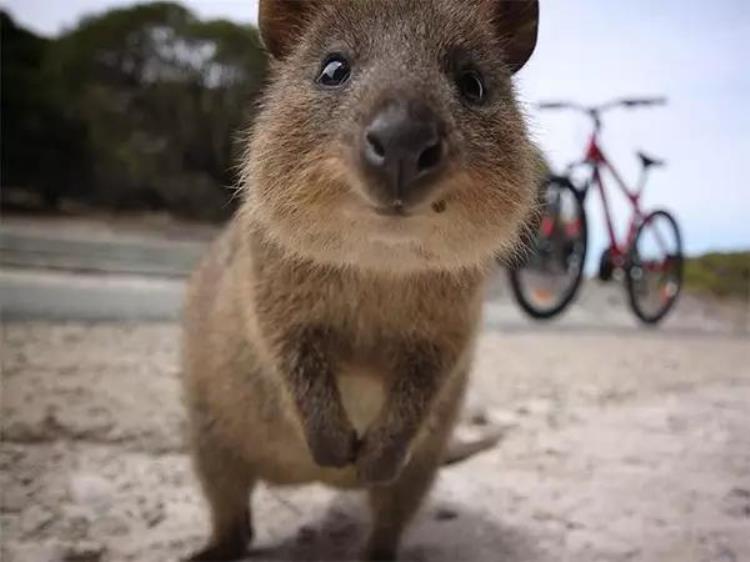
245, 494, 538, 562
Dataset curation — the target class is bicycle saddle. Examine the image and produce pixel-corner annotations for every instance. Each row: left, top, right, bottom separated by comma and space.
637, 151, 666, 168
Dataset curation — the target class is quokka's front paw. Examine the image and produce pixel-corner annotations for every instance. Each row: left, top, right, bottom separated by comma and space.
305, 418, 359, 468
363, 544, 398, 561
188, 539, 247, 561
355, 428, 410, 485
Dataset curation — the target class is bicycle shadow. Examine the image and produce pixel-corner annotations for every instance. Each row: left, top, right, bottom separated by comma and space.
244, 494, 540, 562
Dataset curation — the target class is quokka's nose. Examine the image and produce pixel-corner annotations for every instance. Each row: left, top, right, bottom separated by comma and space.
361, 99, 445, 207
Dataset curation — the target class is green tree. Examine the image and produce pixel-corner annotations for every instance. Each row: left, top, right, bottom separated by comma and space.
1, 11, 89, 208
2, 3, 268, 221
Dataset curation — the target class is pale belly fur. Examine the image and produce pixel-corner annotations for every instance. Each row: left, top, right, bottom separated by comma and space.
253, 364, 388, 488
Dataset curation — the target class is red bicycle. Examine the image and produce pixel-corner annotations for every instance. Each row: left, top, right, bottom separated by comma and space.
509, 98, 683, 324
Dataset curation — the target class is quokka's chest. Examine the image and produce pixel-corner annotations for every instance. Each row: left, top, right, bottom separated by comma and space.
336, 362, 389, 437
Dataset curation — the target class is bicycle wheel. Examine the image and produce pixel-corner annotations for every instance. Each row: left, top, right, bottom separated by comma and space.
508, 178, 588, 319
625, 209, 683, 324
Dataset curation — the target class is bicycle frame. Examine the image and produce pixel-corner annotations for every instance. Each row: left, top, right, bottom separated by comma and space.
512, 97, 682, 324
581, 131, 648, 265
540, 97, 673, 270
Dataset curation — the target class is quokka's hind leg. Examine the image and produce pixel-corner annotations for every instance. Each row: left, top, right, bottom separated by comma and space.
188, 436, 256, 561
363, 443, 442, 561
364, 369, 467, 561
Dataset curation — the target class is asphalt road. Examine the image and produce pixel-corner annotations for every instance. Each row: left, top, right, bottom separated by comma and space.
0, 269, 185, 321
1, 222, 747, 333
1, 224, 196, 321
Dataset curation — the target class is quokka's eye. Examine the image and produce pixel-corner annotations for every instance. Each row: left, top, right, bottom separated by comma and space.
317, 55, 351, 87
456, 70, 486, 105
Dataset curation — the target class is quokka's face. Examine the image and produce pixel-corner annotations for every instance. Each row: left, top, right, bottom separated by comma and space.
243, 0, 540, 273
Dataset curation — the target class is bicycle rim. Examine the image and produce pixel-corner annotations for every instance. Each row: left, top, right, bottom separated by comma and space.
626, 210, 683, 324
510, 180, 587, 319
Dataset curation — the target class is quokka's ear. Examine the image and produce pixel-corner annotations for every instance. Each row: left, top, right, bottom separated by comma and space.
258, 0, 322, 59
490, 0, 539, 73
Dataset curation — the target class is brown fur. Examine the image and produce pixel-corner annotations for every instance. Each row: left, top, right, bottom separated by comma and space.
182, 1, 540, 560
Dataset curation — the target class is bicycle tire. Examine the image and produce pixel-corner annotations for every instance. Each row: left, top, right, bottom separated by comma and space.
625, 209, 683, 324
508, 178, 588, 320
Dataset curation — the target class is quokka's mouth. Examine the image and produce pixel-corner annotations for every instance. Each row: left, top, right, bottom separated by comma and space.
372, 202, 411, 218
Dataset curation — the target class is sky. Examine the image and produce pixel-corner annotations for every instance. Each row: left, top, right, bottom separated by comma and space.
3, 0, 749, 260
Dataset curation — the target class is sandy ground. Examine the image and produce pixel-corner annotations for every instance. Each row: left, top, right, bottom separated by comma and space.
2, 316, 749, 562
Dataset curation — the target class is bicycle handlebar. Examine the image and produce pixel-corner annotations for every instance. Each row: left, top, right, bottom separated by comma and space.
536, 97, 667, 114
536, 97, 667, 132
536, 101, 574, 110
618, 97, 667, 107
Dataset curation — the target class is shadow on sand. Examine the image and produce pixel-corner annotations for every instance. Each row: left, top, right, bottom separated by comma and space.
243, 494, 539, 562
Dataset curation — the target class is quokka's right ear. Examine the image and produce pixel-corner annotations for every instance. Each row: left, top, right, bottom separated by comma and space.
258, 0, 322, 59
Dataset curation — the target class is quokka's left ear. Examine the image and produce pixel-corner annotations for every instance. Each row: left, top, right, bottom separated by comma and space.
490, 0, 539, 73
